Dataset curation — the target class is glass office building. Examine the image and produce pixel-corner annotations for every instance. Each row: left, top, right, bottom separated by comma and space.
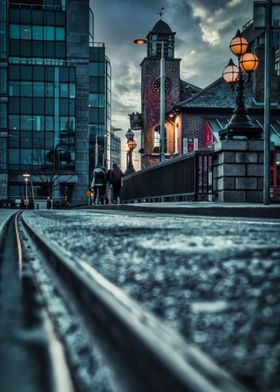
0, 0, 111, 206
110, 130, 121, 167
88, 43, 111, 177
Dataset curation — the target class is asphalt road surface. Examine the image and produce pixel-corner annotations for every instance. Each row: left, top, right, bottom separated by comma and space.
21, 209, 280, 392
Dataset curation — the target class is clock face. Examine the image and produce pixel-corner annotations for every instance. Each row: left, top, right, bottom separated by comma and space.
152, 77, 171, 94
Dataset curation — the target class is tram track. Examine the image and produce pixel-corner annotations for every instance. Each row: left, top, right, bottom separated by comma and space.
0, 212, 74, 392
6, 211, 246, 392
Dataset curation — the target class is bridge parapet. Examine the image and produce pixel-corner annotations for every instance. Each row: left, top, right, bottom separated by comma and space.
121, 151, 213, 203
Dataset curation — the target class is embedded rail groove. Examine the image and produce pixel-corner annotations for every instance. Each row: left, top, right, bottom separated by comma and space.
20, 214, 247, 392
0, 212, 74, 392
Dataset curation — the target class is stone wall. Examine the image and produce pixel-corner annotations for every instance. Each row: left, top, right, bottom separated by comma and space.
213, 140, 272, 203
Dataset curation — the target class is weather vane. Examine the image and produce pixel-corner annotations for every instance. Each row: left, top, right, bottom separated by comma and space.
158, 7, 164, 19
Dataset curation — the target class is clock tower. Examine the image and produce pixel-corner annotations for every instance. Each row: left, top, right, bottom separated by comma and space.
140, 19, 181, 168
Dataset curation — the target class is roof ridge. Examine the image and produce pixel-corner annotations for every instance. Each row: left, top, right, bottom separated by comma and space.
178, 77, 224, 106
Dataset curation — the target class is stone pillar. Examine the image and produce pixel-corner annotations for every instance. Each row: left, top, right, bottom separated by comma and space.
67, 0, 90, 206
213, 140, 273, 203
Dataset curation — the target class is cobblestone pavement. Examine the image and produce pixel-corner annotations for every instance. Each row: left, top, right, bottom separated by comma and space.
24, 210, 280, 392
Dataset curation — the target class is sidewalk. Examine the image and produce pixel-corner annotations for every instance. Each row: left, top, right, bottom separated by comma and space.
88, 201, 280, 219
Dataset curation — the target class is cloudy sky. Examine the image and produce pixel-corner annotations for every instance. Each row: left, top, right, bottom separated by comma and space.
91, 0, 255, 168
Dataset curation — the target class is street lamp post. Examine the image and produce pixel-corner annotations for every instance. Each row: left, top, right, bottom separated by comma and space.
22, 173, 30, 209
264, 0, 272, 205
220, 29, 262, 140
134, 38, 166, 162
253, 0, 280, 204
124, 128, 137, 175
159, 40, 165, 163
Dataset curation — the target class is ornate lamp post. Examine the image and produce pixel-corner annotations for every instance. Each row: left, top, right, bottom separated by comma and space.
220, 29, 262, 140
125, 128, 137, 175
22, 173, 30, 208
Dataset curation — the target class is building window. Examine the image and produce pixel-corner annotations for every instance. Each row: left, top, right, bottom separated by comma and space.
21, 97, 32, 114
9, 81, 20, 96
56, 27, 65, 40
32, 25, 43, 40
69, 83, 75, 98
21, 25, 31, 40
90, 63, 105, 77
9, 149, 20, 164
21, 132, 32, 148
9, 97, 20, 113
44, 26, 55, 40
9, 65, 20, 80
0, 102, 7, 128
153, 125, 167, 153
89, 93, 105, 108
9, 131, 20, 148
45, 116, 54, 131
33, 82, 45, 97
153, 128, 160, 151
21, 65, 32, 80
21, 81, 32, 96
60, 83, 68, 97
46, 83, 54, 97
0, 21, 7, 58
10, 24, 20, 39
21, 149, 32, 165
9, 115, 20, 131
21, 116, 33, 131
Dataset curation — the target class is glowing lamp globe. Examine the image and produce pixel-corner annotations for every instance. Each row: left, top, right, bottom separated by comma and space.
133, 38, 147, 45
127, 139, 137, 151
222, 59, 239, 84
230, 30, 248, 56
240, 52, 259, 72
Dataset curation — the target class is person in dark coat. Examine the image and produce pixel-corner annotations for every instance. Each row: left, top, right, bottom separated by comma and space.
93, 164, 106, 204
110, 163, 123, 204
47, 197, 52, 209
105, 168, 112, 204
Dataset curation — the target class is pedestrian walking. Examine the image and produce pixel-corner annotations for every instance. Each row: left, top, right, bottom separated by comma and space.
110, 163, 123, 204
47, 197, 52, 209
92, 164, 106, 205
105, 168, 112, 204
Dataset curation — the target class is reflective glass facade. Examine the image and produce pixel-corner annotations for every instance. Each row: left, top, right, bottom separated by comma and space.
9, 6, 66, 58
8, 64, 76, 172
89, 44, 111, 175
1, 1, 112, 206
0, 0, 8, 197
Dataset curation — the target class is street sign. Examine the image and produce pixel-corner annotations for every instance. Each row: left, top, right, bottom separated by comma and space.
129, 112, 142, 130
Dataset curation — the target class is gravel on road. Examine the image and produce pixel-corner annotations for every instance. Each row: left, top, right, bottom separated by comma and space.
24, 210, 280, 392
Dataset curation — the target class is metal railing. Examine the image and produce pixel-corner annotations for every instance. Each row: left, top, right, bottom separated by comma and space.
121, 151, 213, 203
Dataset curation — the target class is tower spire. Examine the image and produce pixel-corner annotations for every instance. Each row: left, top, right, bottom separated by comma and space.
157, 7, 164, 19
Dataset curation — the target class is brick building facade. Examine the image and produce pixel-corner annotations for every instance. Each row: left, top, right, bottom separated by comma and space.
140, 19, 201, 168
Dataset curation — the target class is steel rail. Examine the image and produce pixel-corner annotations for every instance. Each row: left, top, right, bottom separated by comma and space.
21, 214, 247, 392
13, 212, 75, 392
14, 211, 23, 279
